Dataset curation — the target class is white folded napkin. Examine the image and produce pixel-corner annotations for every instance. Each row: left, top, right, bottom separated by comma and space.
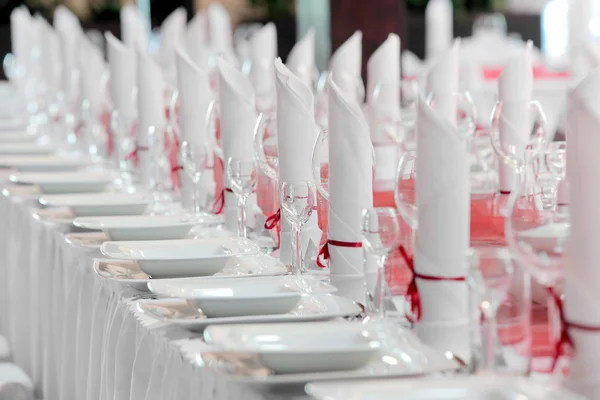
426, 39, 460, 122
415, 95, 470, 361
106, 33, 137, 124
217, 58, 259, 231
286, 28, 315, 90
185, 12, 208, 68
327, 75, 373, 303
136, 49, 165, 188
425, 0, 453, 60
176, 49, 215, 209
329, 30, 362, 98
565, 66, 600, 399
158, 7, 187, 82
36, 17, 60, 105
78, 37, 106, 117
402, 50, 423, 78
274, 58, 322, 266
10, 7, 31, 70
207, 2, 234, 55
366, 33, 401, 189
120, 4, 149, 49
497, 41, 533, 192
249, 22, 277, 112
54, 14, 82, 109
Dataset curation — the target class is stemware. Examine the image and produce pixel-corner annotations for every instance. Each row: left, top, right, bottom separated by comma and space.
147, 126, 173, 212
280, 181, 315, 281
181, 140, 211, 221
226, 157, 258, 238
546, 141, 568, 210
361, 207, 402, 321
371, 79, 419, 144
425, 91, 477, 140
468, 247, 520, 374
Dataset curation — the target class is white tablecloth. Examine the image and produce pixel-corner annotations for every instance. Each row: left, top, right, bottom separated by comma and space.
0, 188, 302, 400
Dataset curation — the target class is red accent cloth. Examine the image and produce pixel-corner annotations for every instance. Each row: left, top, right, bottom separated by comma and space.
482, 65, 571, 81
316, 239, 363, 268
166, 133, 181, 190
99, 109, 114, 156
125, 144, 149, 165
264, 208, 281, 230
398, 245, 467, 323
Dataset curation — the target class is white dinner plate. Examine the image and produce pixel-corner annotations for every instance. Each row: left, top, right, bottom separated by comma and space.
101, 237, 261, 278
10, 171, 114, 193
0, 143, 55, 155
305, 376, 586, 400
204, 322, 379, 374
0, 155, 88, 171
149, 276, 335, 318
40, 193, 149, 217
65, 232, 108, 249
136, 294, 362, 330
92, 255, 289, 290
73, 214, 196, 240
0, 132, 41, 143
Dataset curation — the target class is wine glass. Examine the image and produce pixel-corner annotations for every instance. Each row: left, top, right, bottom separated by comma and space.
426, 91, 477, 140
489, 100, 547, 192
394, 150, 418, 231
361, 207, 402, 322
280, 181, 315, 282
371, 79, 419, 143
545, 141, 568, 211
110, 108, 137, 193
226, 157, 258, 238
467, 247, 516, 373
181, 140, 211, 221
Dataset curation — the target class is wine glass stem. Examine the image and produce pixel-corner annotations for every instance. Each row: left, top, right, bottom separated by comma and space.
192, 178, 201, 217
292, 223, 302, 277
480, 309, 498, 372
376, 254, 388, 321
238, 194, 247, 238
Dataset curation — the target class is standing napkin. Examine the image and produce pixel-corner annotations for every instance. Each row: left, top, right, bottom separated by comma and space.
36, 17, 60, 108
327, 75, 373, 303
274, 58, 322, 266
329, 31, 362, 98
136, 49, 165, 188
78, 37, 106, 119
497, 42, 533, 193
425, 0, 453, 60
120, 4, 148, 49
106, 33, 137, 125
158, 7, 187, 82
218, 58, 259, 232
249, 23, 277, 112
55, 14, 82, 114
286, 29, 315, 90
176, 49, 215, 210
185, 12, 208, 68
207, 2, 234, 56
565, 66, 600, 400
367, 33, 401, 190
415, 95, 470, 361
425, 39, 460, 122
10, 7, 31, 71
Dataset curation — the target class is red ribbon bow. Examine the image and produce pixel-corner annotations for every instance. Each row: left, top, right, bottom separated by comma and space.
548, 287, 574, 373
398, 245, 467, 324
264, 209, 281, 230
316, 239, 363, 268
125, 144, 149, 165
212, 188, 233, 215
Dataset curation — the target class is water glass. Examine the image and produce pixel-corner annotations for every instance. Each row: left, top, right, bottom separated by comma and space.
226, 157, 258, 238
469, 247, 531, 375
280, 181, 315, 280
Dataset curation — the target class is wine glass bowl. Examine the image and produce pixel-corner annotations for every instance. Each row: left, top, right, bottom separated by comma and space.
280, 181, 315, 228
489, 100, 547, 172
426, 91, 477, 140
468, 247, 515, 317
545, 141, 566, 180
394, 150, 418, 230
226, 157, 258, 238
253, 112, 279, 180
361, 207, 402, 258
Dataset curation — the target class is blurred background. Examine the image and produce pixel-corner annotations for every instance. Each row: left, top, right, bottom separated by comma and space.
0, 0, 589, 77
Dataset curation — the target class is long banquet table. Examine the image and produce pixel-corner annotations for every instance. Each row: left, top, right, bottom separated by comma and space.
0, 185, 303, 400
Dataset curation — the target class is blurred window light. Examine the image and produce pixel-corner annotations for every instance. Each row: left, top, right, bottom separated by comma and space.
542, 0, 569, 60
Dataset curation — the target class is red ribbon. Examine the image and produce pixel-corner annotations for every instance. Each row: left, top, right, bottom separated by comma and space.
264, 208, 281, 230
125, 144, 149, 165
212, 188, 233, 215
316, 239, 363, 268
548, 287, 574, 373
398, 245, 466, 324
